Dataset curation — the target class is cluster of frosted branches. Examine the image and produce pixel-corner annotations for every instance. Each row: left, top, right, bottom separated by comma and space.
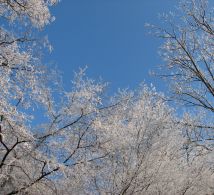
147, 0, 214, 148
0, 0, 213, 195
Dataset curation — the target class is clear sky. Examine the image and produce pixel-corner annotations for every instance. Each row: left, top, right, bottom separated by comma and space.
45, 0, 177, 94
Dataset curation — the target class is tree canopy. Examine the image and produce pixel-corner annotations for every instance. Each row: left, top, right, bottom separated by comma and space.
0, 0, 213, 194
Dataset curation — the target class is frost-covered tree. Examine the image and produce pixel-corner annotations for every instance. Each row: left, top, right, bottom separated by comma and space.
0, 0, 213, 195
148, 0, 214, 149
0, 0, 60, 194
81, 86, 181, 195
55, 85, 214, 195
157, 0, 213, 112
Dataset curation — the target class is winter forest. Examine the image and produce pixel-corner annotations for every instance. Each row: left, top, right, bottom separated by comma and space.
0, 0, 213, 194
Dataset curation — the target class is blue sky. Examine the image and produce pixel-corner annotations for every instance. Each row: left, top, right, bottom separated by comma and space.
45, 0, 177, 94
